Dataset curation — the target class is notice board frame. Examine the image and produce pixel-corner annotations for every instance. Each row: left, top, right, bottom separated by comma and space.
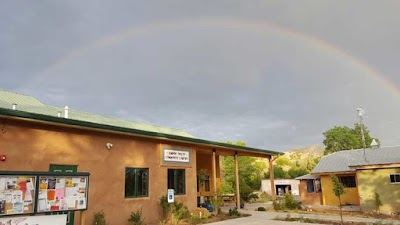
0, 171, 90, 217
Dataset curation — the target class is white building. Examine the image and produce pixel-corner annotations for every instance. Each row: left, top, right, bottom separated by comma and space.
261, 179, 300, 196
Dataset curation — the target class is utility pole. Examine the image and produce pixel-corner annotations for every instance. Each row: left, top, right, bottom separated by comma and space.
357, 107, 367, 161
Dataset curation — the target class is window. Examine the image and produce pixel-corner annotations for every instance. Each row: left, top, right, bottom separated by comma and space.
306, 180, 315, 193
306, 179, 321, 193
204, 175, 210, 192
339, 176, 356, 188
168, 169, 185, 195
125, 168, 149, 198
390, 174, 400, 183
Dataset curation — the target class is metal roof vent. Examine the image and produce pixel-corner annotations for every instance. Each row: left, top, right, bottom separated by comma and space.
12, 103, 17, 110
64, 106, 69, 119
370, 139, 379, 149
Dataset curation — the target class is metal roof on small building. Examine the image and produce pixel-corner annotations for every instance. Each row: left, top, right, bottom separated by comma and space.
312, 146, 400, 174
295, 174, 320, 180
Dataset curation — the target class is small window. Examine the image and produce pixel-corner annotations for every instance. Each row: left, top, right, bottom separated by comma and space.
339, 176, 356, 188
125, 168, 149, 198
390, 174, 400, 183
168, 169, 185, 195
306, 180, 315, 193
204, 175, 210, 192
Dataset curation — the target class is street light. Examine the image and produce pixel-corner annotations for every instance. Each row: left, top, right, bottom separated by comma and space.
357, 107, 367, 161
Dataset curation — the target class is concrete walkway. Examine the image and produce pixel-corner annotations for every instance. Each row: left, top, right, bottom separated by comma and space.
207, 203, 400, 225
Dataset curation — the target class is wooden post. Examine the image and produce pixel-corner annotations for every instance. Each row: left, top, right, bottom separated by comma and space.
234, 152, 240, 209
80, 210, 86, 225
269, 156, 276, 201
212, 149, 217, 194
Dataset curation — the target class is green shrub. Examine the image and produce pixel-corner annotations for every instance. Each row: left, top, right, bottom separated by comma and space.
228, 208, 240, 217
188, 214, 208, 225
128, 209, 146, 225
256, 207, 266, 211
273, 199, 285, 211
93, 210, 108, 225
159, 195, 170, 219
374, 192, 383, 213
284, 193, 300, 210
171, 202, 190, 225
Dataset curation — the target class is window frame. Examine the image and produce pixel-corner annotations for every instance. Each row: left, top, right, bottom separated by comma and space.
168, 169, 186, 195
125, 167, 149, 198
389, 174, 400, 184
306, 180, 315, 193
339, 176, 357, 188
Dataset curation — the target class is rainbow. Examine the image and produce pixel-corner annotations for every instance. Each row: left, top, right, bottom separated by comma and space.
36, 17, 398, 96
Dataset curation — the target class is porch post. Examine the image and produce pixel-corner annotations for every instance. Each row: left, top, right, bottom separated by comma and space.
212, 149, 217, 194
234, 152, 241, 208
269, 156, 276, 201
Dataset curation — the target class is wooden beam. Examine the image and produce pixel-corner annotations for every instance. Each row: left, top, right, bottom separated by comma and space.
269, 156, 276, 201
234, 152, 241, 208
212, 149, 217, 194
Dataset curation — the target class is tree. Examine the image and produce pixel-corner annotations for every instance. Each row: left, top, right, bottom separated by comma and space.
331, 175, 345, 225
323, 124, 380, 155
220, 141, 266, 202
264, 165, 290, 179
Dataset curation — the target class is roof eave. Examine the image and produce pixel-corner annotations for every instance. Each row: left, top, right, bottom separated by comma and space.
0, 108, 282, 156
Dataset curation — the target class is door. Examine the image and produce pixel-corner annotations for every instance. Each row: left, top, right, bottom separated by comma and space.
49, 164, 78, 225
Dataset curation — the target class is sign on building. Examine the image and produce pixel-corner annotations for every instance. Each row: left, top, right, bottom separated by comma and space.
161, 145, 191, 166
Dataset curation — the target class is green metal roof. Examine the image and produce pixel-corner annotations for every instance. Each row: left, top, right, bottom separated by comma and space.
0, 90, 282, 156
0, 90, 194, 138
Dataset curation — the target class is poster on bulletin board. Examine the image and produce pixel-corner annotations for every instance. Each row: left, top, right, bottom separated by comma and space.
0, 176, 36, 216
36, 176, 88, 213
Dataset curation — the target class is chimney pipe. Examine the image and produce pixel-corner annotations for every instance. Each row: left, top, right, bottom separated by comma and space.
12, 103, 17, 110
370, 139, 379, 149
64, 106, 69, 119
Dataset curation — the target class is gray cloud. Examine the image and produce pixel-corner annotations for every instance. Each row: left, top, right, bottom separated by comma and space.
1, 0, 400, 151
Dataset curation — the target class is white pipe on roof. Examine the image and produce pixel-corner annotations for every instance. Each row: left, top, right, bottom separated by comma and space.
64, 106, 69, 118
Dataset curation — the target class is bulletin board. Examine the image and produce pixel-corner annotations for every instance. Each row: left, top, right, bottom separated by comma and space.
0, 176, 36, 216
36, 175, 89, 213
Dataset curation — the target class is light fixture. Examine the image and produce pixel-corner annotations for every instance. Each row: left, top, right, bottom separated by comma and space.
106, 143, 113, 150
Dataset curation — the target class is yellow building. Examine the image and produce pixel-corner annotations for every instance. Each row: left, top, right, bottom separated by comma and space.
310, 148, 400, 214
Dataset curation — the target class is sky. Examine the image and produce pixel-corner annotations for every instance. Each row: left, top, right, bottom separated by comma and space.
1, 1, 400, 151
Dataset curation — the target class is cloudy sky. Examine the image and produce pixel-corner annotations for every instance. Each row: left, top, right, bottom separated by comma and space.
1, 1, 400, 151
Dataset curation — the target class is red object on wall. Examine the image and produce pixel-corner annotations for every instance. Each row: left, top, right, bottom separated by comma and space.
0, 155, 6, 161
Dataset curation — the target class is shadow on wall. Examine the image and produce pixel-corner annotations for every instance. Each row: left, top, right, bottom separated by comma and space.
358, 168, 400, 214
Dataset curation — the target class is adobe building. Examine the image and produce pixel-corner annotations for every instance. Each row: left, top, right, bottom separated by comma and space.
299, 147, 400, 214
0, 90, 281, 225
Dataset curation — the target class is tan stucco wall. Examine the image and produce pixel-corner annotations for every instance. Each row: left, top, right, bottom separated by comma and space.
357, 168, 400, 213
0, 119, 198, 225
298, 180, 322, 205
321, 174, 360, 206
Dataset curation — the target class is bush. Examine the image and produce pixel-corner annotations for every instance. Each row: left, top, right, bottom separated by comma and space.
159, 195, 170, 219
228, 208, 240, 217
93, 210, 108, 225
257, 207, 266, 211
128, 209, 146, 225
209, 194, 223, 214
284, 193, 300, 210
273, 199, 285, 211
171, 202, 190, 225
191, 208, 211, 218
